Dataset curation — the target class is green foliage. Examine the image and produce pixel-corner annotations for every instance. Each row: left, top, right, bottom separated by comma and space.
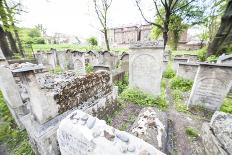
197, 47, 207, 61
206, 55, 218, 62
220, 98, 232, 114
49, 66, 64, 74
87, 37, 98, 46
115, 74, 129, 94
170, 76, 193, 92
119, 115, 136, 131
120, 88, 167, 109
0, 92, 34, 154
185, 127, 199, 138
172, 90, 188, 113
19, 27, 45, 45
225, 44, 232, 55
86, 64, 94, 73
163, 64, 176, 79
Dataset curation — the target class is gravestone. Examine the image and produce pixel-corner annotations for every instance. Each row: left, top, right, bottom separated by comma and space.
93, 65, 110, 72
120, 52, 129, 72
188, 63, 232, 111
183, 54, 198, 62
71, 51, 86, 75
129, 42, 163, 95
85, 51, 99, 66
46, 50, 57, 69
0, 48, 8, 65
177, 63, 199, 80
217, 54, 232, 65
57, 110, 165, 155
162, 60, 168, 73
173, 58, 189, 71
57, 51, 69, 70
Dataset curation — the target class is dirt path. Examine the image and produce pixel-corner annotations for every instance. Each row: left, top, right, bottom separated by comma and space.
165, 79, 207, 155
109, 102, 143, 132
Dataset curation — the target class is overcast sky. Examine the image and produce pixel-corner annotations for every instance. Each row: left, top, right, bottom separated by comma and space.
17, 0, 155, 41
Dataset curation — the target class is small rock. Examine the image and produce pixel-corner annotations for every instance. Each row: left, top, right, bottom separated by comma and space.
139, 149, 150, 155
81, 114, 89, 121
116, 132, 129, 143
87, 117, 96, 129
127, 145, 136, 152
104, 130, 115, 141
80, 120, 86, 125
92, 130, 101, 138
120, 145, 127, 153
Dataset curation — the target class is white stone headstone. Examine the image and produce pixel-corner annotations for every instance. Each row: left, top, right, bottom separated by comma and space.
129, 42, 163, 96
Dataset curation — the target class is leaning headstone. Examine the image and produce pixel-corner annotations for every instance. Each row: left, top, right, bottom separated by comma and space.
202, 111, 232, 155
57, 110, 165, 155
177, 62, 199, 80
129, 42, 163, 95
188, 63, 232, 111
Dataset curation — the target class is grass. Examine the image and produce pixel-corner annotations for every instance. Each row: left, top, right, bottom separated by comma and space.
185, 127, 199, 138
171, 90, 189, 113
170, 76, 193, 92
115, 73, 129, 94
0, 92, 34, 155
31, 44, 128, 53
220, 98, 232, 114
163, 63, 176, 79
172, 50, 199, 56
120, 88, 167, 109
119, 115, 136, 131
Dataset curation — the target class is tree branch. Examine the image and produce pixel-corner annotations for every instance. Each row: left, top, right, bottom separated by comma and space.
173, 0, 196, 13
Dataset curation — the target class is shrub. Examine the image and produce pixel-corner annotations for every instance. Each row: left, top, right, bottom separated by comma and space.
220, 98, 232, 114
120, 88, 167, 109
185, 127, 199, 138
87, 37, 98, 46
163, 64, 176, 79
197, 47, 207, 61
115, 74, 129, 94
206, 55, 218, 62
170, 76, 193, 92
0, 92, 34, 155
86, 64, 94, 73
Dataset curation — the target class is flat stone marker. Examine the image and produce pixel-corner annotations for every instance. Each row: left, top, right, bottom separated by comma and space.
188, 63, 232, 111
57, 110, 165, 155
129, 42, 163, 95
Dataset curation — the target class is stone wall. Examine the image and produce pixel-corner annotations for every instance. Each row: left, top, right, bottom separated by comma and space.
188, 63, 232, 111
57, 109, 165, 155
177, 63, 199, 80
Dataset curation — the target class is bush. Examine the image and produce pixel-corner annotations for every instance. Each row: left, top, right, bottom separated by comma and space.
115, 74, 129, 94
197, 47, 207, 61
220, 98, 232, 114
0, 92, 34, 155
185, 127, 199, 138
163, 64, 176, 79
170, 76, 193, 92
206, 55, 218, 62
120, 88, 167, 109
86, 64, 94, 73
87, 37, 98, 46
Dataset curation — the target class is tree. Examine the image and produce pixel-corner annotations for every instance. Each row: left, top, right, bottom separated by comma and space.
0, 25, 12, 57
136, 0, 203, 49
207, 0, 232, 56
87, 37, 98, 46
93, 0, 112, 51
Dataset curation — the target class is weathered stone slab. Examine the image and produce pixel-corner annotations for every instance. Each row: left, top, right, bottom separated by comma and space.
177, 62, 199, 80
57, 110, 165, 155
202, 111, 232, 155
120, 52, 129, 72
85, 51, 99, 66
71, 51, 86, 75
129, 42, 163, 95
217, 54, 232, 65
173, 58, 189, 71
130, 107, 167, 152
188, 63, 232, 111
93, 65, 110, 72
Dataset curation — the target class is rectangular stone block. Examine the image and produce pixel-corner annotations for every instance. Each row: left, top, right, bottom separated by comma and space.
129, 42, 163, 96
188, 63, 232, 111
57, 110, 165, 155
177, 63, 199, 80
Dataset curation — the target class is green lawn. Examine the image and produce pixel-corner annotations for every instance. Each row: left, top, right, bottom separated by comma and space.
30, 44, 128, 53
172, 50, 199, 56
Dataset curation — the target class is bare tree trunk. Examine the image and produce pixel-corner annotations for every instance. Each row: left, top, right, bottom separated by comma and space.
6, 31, 19, 53
173, 30, 179, 50
104, 28, 110, 51
0, 26, 12, 57
207, 0, 232, 56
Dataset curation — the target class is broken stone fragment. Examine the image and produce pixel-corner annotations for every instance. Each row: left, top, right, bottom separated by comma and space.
104, 130, 115, 141
87, 117, 96, 129
139, 149, 150, 155
116, 132, 129, 143
127, 145, 136, 152
120, 145, 127, 153
81, 114, 89, 121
